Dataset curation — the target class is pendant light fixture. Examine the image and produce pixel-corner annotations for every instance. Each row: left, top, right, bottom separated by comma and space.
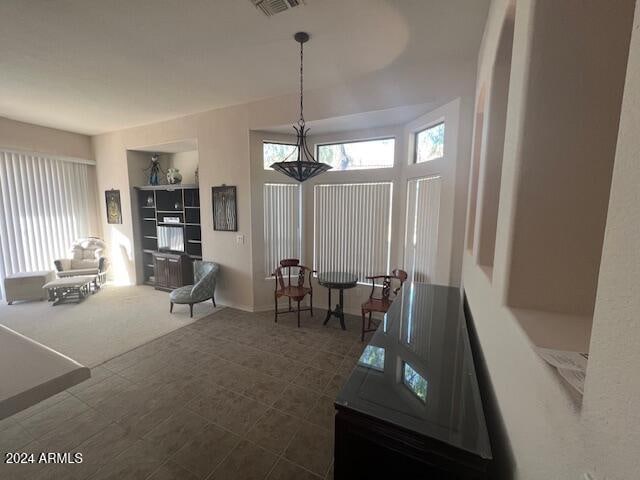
270, 32, 332, 181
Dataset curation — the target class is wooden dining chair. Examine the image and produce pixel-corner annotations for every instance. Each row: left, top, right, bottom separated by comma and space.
274, 258, 315, 328
361, 269, 408, 341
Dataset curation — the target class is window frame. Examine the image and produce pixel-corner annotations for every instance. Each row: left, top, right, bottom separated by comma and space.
263, 141, 299, 170
413, 121, 445, 164
315, 136, 396, 171
402, 361, 428, 403
358, 345, 386, 372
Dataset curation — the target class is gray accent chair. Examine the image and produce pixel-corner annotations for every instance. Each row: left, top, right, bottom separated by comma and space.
169, 261, 219, 317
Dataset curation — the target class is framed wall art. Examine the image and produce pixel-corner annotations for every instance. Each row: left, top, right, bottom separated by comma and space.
105, 189, 122, 224
212, 185, 237, 231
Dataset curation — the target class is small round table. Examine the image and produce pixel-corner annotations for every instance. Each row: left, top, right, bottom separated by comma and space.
318, 271, 358, 330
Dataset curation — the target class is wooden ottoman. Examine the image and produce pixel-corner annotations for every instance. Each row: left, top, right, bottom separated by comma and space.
4, 271, 55, 305
43, 275, 96, 306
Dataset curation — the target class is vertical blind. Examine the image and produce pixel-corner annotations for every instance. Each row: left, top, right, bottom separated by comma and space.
405, 176, 441, 283
314, 182, 393, 282
263, 183, 300, 276
0, 150, 96, 299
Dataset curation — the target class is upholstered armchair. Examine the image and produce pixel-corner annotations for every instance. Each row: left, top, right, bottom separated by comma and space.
54, 237, 109, 285
170, 261, 219, 317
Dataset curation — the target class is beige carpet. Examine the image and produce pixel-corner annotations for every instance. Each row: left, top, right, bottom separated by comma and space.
0, 284, 223, 367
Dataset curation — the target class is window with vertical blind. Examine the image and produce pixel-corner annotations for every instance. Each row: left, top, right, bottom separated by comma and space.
263, 183, 301, 277
314, 182, 393, 283
404, 176, 441, 283
0, 150, 97, 299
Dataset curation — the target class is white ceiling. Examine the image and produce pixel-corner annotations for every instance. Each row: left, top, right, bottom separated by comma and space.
263, 102, 435, 135
0, 0, 489, 135
130, 139, 198, 154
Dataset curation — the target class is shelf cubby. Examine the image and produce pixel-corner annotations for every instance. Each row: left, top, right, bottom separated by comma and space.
185, 208, 200, 224
184, 188, 200, 208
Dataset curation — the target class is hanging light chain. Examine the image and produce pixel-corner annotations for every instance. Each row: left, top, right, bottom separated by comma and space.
269, 32, 332, 181
299, 38, 304, 126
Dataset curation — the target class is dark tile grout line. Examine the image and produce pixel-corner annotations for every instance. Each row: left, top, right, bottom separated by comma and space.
95, 317, 339, 478
99, 310, 358, 388
100, 339, 340, 402
82, 306, 230, 370
97, 310, 359, 380
17, 350, 333, 454
162, 311, 344, 479
8, 308, 352, 480
132, 365, 330, 479
73, 375, 266, 480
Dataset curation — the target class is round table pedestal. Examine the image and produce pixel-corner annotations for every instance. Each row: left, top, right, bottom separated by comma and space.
317, 272, 358, 330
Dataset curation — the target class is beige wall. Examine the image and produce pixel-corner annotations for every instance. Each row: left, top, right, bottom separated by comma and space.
463, 0, 636, 479
92, 58, 477, 311
473, 10, 513, 269
154, 151, 199, 185
92, 107, 255, 309
504, 0, 632, 316
126, 150, 153, 285
582, 2, 640, 477
168, 150, 198, 185
0, 116, 92, 160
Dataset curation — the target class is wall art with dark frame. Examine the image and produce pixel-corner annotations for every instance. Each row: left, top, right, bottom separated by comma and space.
212, 185, 237, 231
105, 189, 122, 224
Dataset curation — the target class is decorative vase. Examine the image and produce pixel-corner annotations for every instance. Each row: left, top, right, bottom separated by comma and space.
167, 168, 182, 185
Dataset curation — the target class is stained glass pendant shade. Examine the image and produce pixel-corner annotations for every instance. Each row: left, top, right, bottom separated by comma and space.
270, 32, 332, 182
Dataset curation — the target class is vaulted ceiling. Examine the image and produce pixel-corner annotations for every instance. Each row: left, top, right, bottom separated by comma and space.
0, 0, 489, 135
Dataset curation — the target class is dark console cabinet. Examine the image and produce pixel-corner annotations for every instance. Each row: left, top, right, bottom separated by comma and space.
152, 252, 192, 292
334, 284, 494, 480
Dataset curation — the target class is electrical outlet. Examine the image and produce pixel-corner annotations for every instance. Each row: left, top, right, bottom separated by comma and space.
236, 234, 244, 245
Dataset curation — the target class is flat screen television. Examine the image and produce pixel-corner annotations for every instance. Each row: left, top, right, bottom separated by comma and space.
157, 226, 184, 252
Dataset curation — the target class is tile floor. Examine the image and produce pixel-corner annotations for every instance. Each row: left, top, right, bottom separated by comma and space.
0, 308, 367, 480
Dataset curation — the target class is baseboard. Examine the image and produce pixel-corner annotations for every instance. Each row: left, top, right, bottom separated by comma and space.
252, 304, 276, 313
252, 303, 365, 317
216, 302, 255, 313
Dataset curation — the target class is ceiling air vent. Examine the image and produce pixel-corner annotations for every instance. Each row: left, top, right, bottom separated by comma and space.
250, 0, 303, 17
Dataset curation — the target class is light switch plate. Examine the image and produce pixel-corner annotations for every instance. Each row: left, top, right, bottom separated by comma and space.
236, 234, 244, 245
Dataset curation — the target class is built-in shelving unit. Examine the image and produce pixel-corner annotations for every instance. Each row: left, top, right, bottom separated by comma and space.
135, 185, 202, 286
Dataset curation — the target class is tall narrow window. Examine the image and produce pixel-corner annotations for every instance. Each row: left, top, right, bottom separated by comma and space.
263, 183, 301, 277
314, 182, 392, 282
404, 176, 441, 283
415, 122, 445, 163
